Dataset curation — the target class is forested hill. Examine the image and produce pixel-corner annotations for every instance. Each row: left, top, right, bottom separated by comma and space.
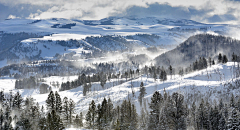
154, 34, 240, 67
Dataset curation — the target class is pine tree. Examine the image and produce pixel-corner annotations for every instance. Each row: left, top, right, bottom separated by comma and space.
170, 92, 186, 130
62, 97, 69, 125
46, 110, 65, 130
148, 91, 163, 130
96, 104, 102, 130
197, 99, 208, 129
191, 102, 197, 129
107, 98, 113, 123
219, 98, 224, 111
138, 82, 146, 107
55, 91, 62, 114
85, 100, 96, 129
16, 114, 32, 130
68, 98, 75, 124
218, 113, 226, 130
12, 91, 23, 110
46, 91, 56, 112
218, 53, 223, 63
0, 90, 5, 106
212, 60, 215, 65
169, 65, 173, 79
227, 108, 239, 130
100, 98, 108, 129
139, 108, 148, 129
79, 112, 83, 127
120, 100, 129, 129
38, 117, 47, 130
222, 55, 228, 63
83, 82, 88, 96
74, 114, 81, 128
209, 106, 221, 130
129, 104, 138, 130
208, 57, 212, 67
230, 93, 235, 108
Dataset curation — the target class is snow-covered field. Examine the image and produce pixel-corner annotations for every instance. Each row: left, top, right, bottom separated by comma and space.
0, 62, 238, 115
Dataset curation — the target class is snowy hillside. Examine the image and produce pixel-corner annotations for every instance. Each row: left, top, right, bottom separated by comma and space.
0, 62, 238, 115
0, 17, 238, 68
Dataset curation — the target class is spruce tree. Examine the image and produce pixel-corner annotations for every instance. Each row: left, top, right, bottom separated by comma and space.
218, 113, 226, 130
85, 100, 96, 129
209, 106, 221, 130
46, 110, 65, 130
148, 91, 163, 130
68, 98, 75, 124
168, 92, 186, 130
55, 91, 62, 114
227, 108, 239, 130
218, 53, 223, 63
138, 82, 146, 107
62, 97, 69, 125
0, 91, 5, 105
46, 91, 56, 112
12, 92, 23, 110
107, 98, 113, 123
222, 55, 228, 63
197, 99, 208, 129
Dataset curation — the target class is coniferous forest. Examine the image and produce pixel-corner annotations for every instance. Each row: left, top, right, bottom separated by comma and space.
1, 85, 240, 130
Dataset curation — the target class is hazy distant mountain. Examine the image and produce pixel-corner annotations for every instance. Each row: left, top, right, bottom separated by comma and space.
154, 34, 240, 68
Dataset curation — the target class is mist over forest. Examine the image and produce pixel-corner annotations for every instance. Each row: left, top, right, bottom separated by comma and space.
1, 3, 240, 129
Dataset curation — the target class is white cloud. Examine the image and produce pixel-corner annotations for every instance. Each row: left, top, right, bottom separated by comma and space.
1, 0, 240, 24
7, 15, 19, 19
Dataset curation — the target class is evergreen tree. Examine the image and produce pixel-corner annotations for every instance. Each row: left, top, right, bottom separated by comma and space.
74, 114, 81, 128
129, 104, 138, 130
209, 106, 221, 130
62, 97, 69, 125
38, 117, 47, 130
227, 108, 239, 130
170, 92, 186, 130
46, 91, 56, 112
169, 65, 173, 79
212, 60, 215, 65
83, 82, 88, 96
46, 110, 65, 130
218, 53, 223, 63
222, 55, 228, 63
0, 91, 5, 105
107, 98, 114, 123
55, 91, 62, 114
138, 82, 146, 107
148, 91, 163, 130
85, 100, 96, 129
218, 113, 226, 130
191, 102, 197, 129
68, 98, 75, 124
197, 99, 208, 129
79, 112, 83, 127
12, 91, 23, 110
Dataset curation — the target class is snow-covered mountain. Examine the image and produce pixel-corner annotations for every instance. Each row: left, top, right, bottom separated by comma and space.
154, 34, 240, 68
0, 17, 237, 67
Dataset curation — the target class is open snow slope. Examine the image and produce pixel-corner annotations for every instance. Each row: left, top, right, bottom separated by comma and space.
0, 62, 238, 115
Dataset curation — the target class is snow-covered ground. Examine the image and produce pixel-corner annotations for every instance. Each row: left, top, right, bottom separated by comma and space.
0, 62, 239, 116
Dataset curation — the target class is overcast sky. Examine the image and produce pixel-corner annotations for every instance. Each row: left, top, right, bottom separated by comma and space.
0, 0, 240, 24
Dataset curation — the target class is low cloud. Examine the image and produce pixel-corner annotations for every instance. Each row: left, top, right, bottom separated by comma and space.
0, 0, 240, 24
